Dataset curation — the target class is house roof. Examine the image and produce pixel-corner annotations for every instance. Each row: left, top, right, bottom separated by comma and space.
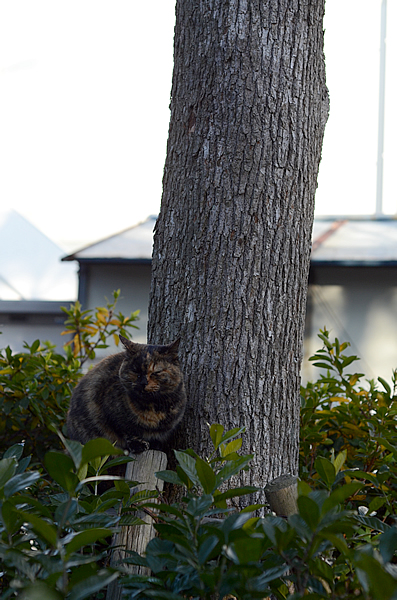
63, 214, 397, 267
62, 215, 156, 264
0, 209, 78, 301
311, 218, 397, 265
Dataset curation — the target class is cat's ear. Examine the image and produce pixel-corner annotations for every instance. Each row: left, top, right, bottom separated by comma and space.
119, 334, 141, 354
164, 338, 180, 358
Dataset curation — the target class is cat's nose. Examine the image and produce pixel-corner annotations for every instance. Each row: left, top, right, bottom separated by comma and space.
138, 375, 148, 386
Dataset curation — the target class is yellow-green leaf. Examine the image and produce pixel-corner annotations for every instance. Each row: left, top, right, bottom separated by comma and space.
332, 449, 347, 474
224, 438, 242, 455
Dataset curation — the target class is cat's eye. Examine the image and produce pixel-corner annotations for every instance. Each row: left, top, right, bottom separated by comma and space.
154, 370, 168, 381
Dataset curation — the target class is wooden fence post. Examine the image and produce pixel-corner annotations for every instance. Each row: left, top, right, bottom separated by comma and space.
106, 449, 167, 600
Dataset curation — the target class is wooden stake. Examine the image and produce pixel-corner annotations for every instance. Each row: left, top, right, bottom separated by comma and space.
264, 473, 298, 517
106, 449, 167, 600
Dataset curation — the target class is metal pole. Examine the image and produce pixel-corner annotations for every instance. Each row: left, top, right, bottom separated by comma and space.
375, 0, 387, 217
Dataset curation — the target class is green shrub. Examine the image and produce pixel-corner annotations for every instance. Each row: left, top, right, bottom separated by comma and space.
60, 289, 139, 367
120, 423, 397, 599
300, 328, 397, 518
3, 419, 397, 599
119, 334, 397, 599
2, 318, 397, 599
0, 437, 141, 599
0, 290, 139, 463
0, 341, 80, 464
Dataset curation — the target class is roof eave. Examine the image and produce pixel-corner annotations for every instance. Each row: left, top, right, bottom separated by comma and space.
62, 257, 152, 265
311, 259, 397, 267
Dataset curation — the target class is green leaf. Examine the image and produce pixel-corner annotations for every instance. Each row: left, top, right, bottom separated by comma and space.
332, 449, 347, 474
354, 514, 390, 533
1, 500, 24, 534
119, 514, 146, 526
65, 528, 114, 558
241, 505, 265, 516
339, 469, 378, 486
227, 535, 265, 563
44, 451, 79, 493
155, 470, 185, 486
379, 526, 397, 563
317, 531, 351, 557
4, 470, 41, 498
311, 362, 334, 370
102, 454, 135, 471
186, 494, 214, 518
221, 511, 254, 538
17, 510, 58, 547
129, 489, 159, 503
141, 592, 186, 600
195, 457, 216, 494
175, 465, 193, 488
122, 550, 148, 567
354, 551, 397, 599
223, 438, 242, 456
62, 437, 83, 470
174, 450, 200, 486
249, 564, 290, 589
149, 503, 184, 519
68, 570, 119, 600
77, 462, 88, 482
30, 339, 40, 353
369, 496, 386, 513
0, 457, 17, 489
297, 479, 312, 496
378, 376, 391, 396
218, 426, 245, 447
298, 495, 320, 530
209, 423, 224, 449
341, 355, 359, 367
14, 494, 53, 519
3, 443, 24, 460
322, 482, 364, 513
76, 475, 127, 492
215, 454, 253, 488
314, 456, 336, 488
20, 581, 63, 600
81, 438, 124, 464
317, 332, 333, 349
312, 556, 334, 585
198, 535, 219, 564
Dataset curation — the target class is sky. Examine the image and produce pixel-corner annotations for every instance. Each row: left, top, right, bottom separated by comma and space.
1, 0, 396, 252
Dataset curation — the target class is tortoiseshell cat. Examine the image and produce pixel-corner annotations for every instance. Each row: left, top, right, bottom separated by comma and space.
66, 335, 186, 453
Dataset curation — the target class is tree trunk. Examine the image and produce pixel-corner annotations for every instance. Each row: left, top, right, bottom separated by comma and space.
148, 0, 329, 502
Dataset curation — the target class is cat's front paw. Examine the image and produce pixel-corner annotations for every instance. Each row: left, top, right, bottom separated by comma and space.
126, 438, 150, 454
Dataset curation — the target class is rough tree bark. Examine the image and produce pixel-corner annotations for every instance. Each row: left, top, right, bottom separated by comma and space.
148, 0, 329, 501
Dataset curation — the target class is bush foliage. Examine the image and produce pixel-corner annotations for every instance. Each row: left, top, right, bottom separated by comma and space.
0, 290, 139, 462
1, 311, 397, 598
301, 329, 397, 518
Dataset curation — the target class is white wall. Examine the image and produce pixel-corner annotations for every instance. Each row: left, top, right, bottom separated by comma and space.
0, 306, 70, 353
302, 267, 397, 386
85, 263, 151, 349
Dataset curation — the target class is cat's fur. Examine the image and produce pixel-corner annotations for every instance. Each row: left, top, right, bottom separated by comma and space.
66, 335, 186, 453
